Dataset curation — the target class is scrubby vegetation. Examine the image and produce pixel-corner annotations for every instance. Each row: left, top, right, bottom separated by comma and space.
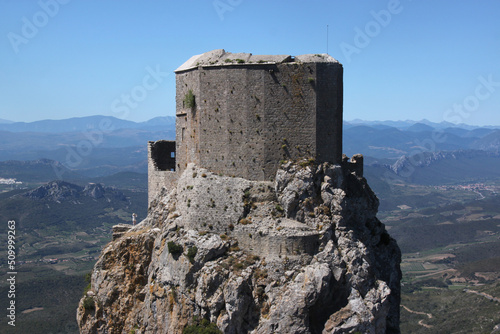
187, 246, 198, 264
183, 317, 222, 334
167, 241, 183, 255
184, 89, 195, 109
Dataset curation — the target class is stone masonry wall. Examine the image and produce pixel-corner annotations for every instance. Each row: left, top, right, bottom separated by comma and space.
175, 60, 343, 181
175, 70, 201, 172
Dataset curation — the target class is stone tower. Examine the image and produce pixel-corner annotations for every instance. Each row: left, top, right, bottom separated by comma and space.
148, 49, 344, 203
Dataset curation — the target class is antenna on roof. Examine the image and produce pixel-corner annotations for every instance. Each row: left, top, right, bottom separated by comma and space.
326, 25, 329, 54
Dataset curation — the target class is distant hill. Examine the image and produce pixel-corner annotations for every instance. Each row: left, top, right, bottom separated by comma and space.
0, 115, 176, 133
471, 129, 500, 151
442, 127, 470, 137
89, 171, 147, 190
343, 125, 464, 159
406, 122, 436, 132
388, 195, 500, 253
0, 159, 84, 182
1, 116, 500, 179
345, 119, 500, 131
0, 180, 147, 246
388, 150, 500, 175
0, 151, 147, 180
23, 180, 127, 202
0, 122, 172, 177
0, 180, 148, 333
0, 128, 174, 151
365, 149, 500, 186
0, 159, 148, 192
344, 123, 498, 159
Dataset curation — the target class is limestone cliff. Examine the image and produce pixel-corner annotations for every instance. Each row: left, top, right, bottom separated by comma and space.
77, 160, 401, 333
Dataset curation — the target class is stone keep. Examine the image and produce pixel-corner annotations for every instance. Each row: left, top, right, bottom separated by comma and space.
148, 49, 344, 203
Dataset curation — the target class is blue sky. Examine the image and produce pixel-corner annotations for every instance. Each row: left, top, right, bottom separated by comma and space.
1, 0, 499, 125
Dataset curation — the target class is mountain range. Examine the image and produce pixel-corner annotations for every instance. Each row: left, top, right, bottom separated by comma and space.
0, 115, 499, 179
2, 115, 498, 132
0, 116, 499, 333
343, 124, 500, 159
345, 118, 500, 130
0, 115, 176, 133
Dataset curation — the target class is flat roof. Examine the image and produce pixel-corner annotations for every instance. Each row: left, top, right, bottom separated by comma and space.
175, 49, 339, 73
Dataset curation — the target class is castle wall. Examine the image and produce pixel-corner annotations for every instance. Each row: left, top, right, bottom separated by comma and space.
175, 60, 343, 181
315, 63, 343, 162
176, 70, 201, 172
235, 228, 320, 260
173, 164, 321, 261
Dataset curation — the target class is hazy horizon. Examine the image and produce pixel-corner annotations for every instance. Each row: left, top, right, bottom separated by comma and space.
1, 1, 499, 126
1, 114, 500, 128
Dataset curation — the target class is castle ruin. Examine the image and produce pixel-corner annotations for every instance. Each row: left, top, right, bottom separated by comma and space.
149, 49, 358, 204
80, 50, 401, 334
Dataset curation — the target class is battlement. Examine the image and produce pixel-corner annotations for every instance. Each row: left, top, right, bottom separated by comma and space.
148, 49, 350, 204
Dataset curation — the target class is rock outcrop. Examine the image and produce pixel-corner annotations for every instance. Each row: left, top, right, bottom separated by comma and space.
77, 160, 401, 333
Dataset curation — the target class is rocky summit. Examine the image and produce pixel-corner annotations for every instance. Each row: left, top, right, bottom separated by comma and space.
77, 159, 401, 333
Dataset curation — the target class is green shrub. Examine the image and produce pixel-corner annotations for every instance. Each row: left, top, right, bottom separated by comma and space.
168, 241, 183, 255
83, 296, 95, 311
187, 246, 198, 264
184, 89, 195, 109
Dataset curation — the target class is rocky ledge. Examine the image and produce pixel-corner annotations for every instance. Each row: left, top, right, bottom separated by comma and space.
77, 160, 401, 333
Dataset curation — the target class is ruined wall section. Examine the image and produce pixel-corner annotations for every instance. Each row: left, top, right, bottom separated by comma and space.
148, 141, 178, 205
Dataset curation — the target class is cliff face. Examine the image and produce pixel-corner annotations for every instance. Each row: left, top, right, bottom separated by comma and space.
77, 161, 401, 334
